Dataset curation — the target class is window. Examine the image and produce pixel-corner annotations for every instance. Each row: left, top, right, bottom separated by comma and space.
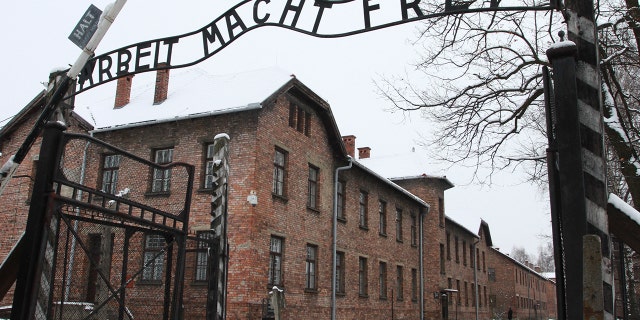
411, 268, 418, 301
396, 266, 404, 301
455, 236, 459, 263
195, 231, 213, 282
379, 200, 387, 236
307, 165, 319, 209
462, 241, 467, 265
204, 143, 217, 189
446, 232, 451, 260
337, 181, 345, 221
152, 148, 173, 192
476, 248, 480, 270
272, 148, 287, 197
288, 104, 311, 136
482, 251, 486, 272
379, 262, 387, 299
359, 191, 368, 229
439, 244, 445, 274
447, 278, 453, 305
410, 212, 417, 246
438, 197, 444, 227
464, 281, 469, 306
488, 268, 496, 282
395, 208, 403, 242
336, 251, 345, 294
456, 279, 461, 305
358, 257, 368, 296
470, 244, 474, 269
142, 234, 165, 281
305, 244, 318, 290
269, 236, 284, 286
101, 154, 120, 194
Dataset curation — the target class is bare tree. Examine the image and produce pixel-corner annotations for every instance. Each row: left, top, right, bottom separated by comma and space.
379, 0, 640, 206
510, 246, 534, 265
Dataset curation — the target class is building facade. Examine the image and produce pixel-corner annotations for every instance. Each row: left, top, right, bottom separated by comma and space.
0, 68, 556, 319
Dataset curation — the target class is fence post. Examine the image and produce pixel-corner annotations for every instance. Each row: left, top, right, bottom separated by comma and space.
11, 121, 66, 320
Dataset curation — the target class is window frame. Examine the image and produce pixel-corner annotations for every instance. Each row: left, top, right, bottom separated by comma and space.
395, 207, 403, 242
307, 165, 319, 210
358, 257, 368, 297
410, 212, 417, 246
411, 268, 418, 302
272, 148, 287, 198
141, 234, 165, 283
194, 231, 213, 282
378, 200, 387, 236
305, 244, 318, 291
268, 236, 284, 287
337, 180, 346, 222
358, 190, 369, 229
101, 154, 121, 194
151, 148, 173, 193
336, 251, 345, 294
396, 265, 404, 301
379, 261, 387, 299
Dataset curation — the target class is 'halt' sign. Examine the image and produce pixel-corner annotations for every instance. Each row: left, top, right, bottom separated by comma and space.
68, 4, 102, 49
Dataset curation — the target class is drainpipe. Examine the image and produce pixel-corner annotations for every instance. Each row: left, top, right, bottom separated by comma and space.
419, 205, 429, 320
473, 240, 479, 320
64, 133, 92, 300
332, 156, 352, 320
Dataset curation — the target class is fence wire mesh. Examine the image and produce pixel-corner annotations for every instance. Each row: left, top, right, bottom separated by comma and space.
38, 133, 208, 320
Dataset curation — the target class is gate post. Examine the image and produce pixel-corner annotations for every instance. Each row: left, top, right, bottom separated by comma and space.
11, 121, 66, 320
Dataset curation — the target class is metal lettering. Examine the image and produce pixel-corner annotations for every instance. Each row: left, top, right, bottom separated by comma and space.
253, 0, 271, 24
70, 0, 553, 96
279, 0, 306, 27
225, 10, 248, 40
135, 42, 153, 71
363, 0, 381, 29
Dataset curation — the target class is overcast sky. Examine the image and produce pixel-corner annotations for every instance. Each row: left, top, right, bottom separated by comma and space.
1, 1, 551, 255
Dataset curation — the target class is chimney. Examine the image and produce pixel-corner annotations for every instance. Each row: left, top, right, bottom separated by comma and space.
342, 135, 356, 158
114, 75, 134, 109
154, 65, 170, 105
358, 147, 371, 159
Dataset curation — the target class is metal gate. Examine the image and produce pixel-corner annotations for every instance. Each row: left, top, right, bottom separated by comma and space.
12, 123, 209, 320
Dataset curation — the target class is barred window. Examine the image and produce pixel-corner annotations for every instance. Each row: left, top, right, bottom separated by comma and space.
358, 257, 368, 296
101, 154, 120, 194
395, 208, 403, 242
396, 265, 404, 301
379, 261, 387, 299
272, 148, 287, 197
359, 191, 368, 229
410, 212, 417, 246
195, 231, 213, 282
305, 244, 318, 290
337, 181, 345, 221
308, 165, 319, 209
379, 200, 387, 236
336, 251, 345, 294
269, 236, 284, 286
142, 234, 165, 281
152, 148, 173, 192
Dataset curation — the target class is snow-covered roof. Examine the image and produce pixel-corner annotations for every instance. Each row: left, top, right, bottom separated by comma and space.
74, 67, 295, 131
356, 150, 454, 187
608, 193, 640, 225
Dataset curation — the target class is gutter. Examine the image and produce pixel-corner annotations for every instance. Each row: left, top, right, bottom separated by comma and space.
419, 205, 430, 320
332, 157, 352, 320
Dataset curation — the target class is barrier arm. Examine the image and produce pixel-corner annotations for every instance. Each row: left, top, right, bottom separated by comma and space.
0, 0, 127, 197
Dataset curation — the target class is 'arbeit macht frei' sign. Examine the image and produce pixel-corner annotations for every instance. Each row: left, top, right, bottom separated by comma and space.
74, 0, 553, 94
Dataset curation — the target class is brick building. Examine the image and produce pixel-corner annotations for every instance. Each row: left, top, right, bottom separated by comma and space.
487, 246, 556, 320
0, 67, 556, 319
